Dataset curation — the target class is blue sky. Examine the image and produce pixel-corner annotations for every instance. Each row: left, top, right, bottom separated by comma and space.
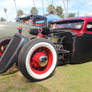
0, 0, 92, 21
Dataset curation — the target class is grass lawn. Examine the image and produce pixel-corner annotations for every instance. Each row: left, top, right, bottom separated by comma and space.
0, 23, 92, 92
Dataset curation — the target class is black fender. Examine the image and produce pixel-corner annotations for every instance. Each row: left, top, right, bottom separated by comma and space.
0, 33, 29, 73
71, 33, 92, 63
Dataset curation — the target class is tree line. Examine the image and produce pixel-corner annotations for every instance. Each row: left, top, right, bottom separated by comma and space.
0, 4, 75, 22
17, 4, 75, 17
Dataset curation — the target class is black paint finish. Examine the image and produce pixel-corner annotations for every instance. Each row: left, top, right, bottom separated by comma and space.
71, 32, 92, 63
0, 33, 28, 73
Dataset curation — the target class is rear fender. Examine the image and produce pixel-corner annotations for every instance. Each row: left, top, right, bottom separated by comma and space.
0, 33, 29, 73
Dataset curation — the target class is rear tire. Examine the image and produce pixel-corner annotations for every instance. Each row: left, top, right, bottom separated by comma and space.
18, 38, 57, 81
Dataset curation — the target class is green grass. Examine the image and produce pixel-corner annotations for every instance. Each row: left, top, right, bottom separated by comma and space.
0, 23, 92, 92
1, 62, 92, 92
38, 62, 92, 92
0, 71, 50, 92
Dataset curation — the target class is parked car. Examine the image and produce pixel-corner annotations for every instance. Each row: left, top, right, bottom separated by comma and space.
16, 14, 48, 27
0, 17, 92, 81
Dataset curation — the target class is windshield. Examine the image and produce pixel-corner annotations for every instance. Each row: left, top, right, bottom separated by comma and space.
33, 19, 45, 27
52, 20, 84, 30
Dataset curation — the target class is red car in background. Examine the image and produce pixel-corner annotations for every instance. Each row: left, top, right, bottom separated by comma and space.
16, 14, 48, 27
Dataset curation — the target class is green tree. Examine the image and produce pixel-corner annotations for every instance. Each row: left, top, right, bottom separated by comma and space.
47, 4, 55, 14
0, 17, 6, 22
56, 6, 63, 16
30, 7, 38, 15
68, 13, 75, 17
17, 10, 24, 16
60, 14, 64, 18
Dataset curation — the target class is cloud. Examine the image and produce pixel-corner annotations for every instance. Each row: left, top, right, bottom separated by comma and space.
87, 1, 92, 5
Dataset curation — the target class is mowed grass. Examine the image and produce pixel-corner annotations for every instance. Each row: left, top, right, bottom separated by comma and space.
0, 23, 92, 92
0, 69, 50, 92
1, 62, 92, 92
39, 62, 92, 92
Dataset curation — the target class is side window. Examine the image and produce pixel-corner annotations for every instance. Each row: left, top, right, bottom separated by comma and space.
87, 22, 92, 31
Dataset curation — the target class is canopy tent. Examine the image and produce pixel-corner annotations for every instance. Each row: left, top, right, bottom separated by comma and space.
46, 14, 61, 22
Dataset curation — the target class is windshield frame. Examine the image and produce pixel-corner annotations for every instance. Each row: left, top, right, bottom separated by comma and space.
51, 19, 84, 30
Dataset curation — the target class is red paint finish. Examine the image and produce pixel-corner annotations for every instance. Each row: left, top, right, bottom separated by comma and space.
17, 27, 23, 34
0, 40, 10, 57
0, 46, 3, 56
27, 30, 30, 33
30, 47, 53, 74
53, 28, 83, 36
32, 52, 47, 68
72, 38, 76, 55
52, 17, 92, 36
53, 17, 92, 23
37, 33, 45, 38
35, 23, 44, 26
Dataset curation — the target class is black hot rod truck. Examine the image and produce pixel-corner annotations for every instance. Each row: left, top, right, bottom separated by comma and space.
0, 16, 92, 81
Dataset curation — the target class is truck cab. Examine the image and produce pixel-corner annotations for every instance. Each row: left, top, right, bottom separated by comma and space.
52, 17, 92, 63
52, 17, 92, 36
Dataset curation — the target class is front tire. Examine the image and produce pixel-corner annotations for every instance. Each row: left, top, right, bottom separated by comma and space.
18, 38, 57, 81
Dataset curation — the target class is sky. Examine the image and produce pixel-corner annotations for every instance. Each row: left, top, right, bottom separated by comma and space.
0, 0, 92, 21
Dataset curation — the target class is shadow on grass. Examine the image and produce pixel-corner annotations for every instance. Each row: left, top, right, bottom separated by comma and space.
0, 64, 19, 76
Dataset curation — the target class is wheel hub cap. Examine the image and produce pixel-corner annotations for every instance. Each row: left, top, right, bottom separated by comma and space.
39, 56, 48, 67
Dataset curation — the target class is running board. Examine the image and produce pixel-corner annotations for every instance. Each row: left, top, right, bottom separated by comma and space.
0, 33, 28, 73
